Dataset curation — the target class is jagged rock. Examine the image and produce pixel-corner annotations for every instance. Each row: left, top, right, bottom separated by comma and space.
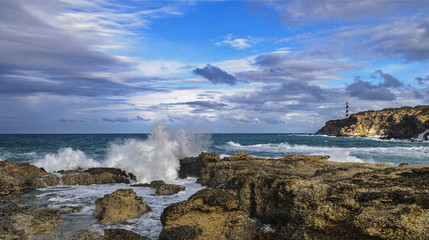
60, 167, 133, 185
171, 152, 429, 240
0, 160, 60, 198
0, 202, 64, 239
315, 105, 429, 139
179, 152, 220, 178
93, 189, 151, 224
160, 188, 258, 240
103, 229, 150, 240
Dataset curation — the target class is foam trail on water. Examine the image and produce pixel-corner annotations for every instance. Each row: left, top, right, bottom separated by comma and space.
34, 148, 100, 171
103, 123, 211, 183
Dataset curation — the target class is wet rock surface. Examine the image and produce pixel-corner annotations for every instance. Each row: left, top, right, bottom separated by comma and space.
94, 188, 151, 224
59, 167, 134, 185
103, 228, 150, 240
0, 160, 61, 198
132, 180, 186, 195
170, 152, 429, 240
0, 202, 64, 239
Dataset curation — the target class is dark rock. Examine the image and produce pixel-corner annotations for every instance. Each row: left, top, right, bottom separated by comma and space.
150, 180, 166, 189
69, 231, 102, 240
0, 160, 60, 198
158, 226, 202, 240
103, 229, 150, 240
94, 189, 151, 224
130, 183, 151, 187
156, 184, 186, 196
60, 167, 134, 185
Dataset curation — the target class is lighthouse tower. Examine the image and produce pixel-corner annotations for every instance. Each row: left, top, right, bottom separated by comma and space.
346, 101, 349, 118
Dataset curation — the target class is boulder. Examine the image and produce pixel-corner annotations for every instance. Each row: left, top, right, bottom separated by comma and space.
0, 160, 60, 198
93, 189, 151, 224
103, 229, 150, 240
132, 180, 186, 195
160, 188, 258, 240
60, 167, 134, 185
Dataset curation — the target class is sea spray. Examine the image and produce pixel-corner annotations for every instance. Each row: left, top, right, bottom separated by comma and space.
104, 123, 211, 182
34, 147, 100, 171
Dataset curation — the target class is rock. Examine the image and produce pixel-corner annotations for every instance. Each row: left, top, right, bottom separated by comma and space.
179, 152, 220, 178
93, 189, 151, 224
159, 226, 203, 240
160, 188, 258, 240
69, 231, 102, 240
0, 202, 64, 239
315, 105, 429, 139
131, 180, 186, 195
0, 160, 60, 198
156, 183, 186, 196
60, 167, 134, 185
103, 229, 150, 240
169, 152, 429, 240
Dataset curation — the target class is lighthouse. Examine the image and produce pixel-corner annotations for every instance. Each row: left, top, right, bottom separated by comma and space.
346, 101, 349, 118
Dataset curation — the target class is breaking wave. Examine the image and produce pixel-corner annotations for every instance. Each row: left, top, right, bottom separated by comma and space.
34, 123, 211, 182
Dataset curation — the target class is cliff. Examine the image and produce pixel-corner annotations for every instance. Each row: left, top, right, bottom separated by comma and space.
315, 105, 429, 139
164, 152, 429, 240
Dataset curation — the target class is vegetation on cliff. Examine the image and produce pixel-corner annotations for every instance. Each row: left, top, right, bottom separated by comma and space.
315, 105, 429, 139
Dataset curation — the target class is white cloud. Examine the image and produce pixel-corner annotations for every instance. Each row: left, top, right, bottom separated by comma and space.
215, 34, 254, 50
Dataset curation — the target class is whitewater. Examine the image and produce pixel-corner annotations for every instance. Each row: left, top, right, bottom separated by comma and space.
0, 125, 428, 238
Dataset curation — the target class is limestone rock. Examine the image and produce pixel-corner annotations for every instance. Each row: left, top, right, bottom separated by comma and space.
0, 202, 64, 239
160, 188, 258, 240
60, 167, 134, 185
103, 229, 150, 240
315, 105, 429, 139
93, 189, 151, 224
69, 231, 102, 240
0, 160, 60, 198
171, 152, 429, 240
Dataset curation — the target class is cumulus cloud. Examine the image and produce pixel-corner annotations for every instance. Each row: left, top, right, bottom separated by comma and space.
371, 70, 404, 88
215, 34, 254, 50
345, 70, 404, 101
193, 64, 238, 85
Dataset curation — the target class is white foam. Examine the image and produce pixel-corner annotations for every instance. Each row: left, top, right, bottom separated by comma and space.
34, 148, 100, 172
103, 123, 211, 183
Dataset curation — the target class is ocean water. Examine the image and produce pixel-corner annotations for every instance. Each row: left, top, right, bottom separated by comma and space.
1, 124, 428, 238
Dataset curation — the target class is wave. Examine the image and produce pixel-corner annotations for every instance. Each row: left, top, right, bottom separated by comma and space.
34, 148, 100, 171
220, 141, 429, 164
34, 123, 211, 182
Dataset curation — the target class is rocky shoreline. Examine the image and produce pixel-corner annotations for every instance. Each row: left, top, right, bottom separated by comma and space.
315, 105, 429, 139
1, 152, 429, 239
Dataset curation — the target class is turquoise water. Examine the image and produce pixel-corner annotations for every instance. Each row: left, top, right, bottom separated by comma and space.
1, 132, 428, 167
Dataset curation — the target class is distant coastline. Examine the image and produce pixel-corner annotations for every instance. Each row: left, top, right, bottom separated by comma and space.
315, 105, 429, 140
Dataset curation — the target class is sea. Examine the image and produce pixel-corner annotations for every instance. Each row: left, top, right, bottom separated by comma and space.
1, 123, 428, 239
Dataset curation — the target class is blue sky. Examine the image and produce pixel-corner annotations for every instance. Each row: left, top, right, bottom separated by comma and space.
1, 0, 429, 133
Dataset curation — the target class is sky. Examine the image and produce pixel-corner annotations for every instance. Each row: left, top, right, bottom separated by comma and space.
0, 0, 429, 133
